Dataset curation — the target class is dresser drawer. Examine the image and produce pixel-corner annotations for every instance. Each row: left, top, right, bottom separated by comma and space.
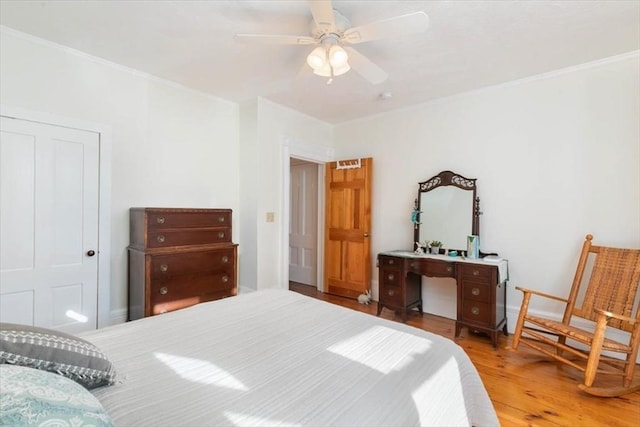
147, 228, 230, 248
150, 276, 234, 316
459, 264, 492, 282
150, 249, 234, 277
148, 210, 230, 229
151, 271, 234, 302
461, 301, 491, 325
462, 282, 490, 303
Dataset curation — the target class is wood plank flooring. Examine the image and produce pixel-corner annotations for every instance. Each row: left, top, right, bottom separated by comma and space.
289, 282, 640, 427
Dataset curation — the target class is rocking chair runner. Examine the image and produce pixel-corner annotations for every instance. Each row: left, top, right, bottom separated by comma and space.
512, 234, 640, 397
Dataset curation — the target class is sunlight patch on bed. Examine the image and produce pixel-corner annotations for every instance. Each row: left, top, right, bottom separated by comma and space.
224, 412, 300, 427
412, 356, 469, 426
327, 326, 432, 374
154, 352, 247, 390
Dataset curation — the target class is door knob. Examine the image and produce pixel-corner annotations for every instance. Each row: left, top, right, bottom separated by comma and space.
363, 233, 370, 237
86, 250, 96, 257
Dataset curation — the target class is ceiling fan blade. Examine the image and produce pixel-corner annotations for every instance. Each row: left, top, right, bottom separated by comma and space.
343, 11, 429, 44
234, 34, 317, 45
344, 47, 388, 85
308, 0, 335, 33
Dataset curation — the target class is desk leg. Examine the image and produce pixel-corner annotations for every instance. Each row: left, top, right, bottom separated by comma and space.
491, 331, 498, 349
455, 322, 462, 338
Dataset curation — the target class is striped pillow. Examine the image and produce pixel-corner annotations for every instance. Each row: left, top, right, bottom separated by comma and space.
0, 323, 116, 389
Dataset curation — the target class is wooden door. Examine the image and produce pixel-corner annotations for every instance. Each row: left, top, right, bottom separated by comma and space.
324, 158, 372, 299
289, 161, 318, 285
0, 116, 100, 333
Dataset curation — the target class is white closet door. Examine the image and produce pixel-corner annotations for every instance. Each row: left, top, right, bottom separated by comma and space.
0, 116, 99, 333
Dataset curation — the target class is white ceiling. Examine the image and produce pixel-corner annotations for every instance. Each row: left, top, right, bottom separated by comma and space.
1, 1, 638, 124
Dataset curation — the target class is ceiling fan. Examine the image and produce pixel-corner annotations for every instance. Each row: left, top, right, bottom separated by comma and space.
234, 0, 429, 85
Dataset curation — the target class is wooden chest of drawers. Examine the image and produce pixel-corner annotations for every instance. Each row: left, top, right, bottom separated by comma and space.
128, 208, 238, 320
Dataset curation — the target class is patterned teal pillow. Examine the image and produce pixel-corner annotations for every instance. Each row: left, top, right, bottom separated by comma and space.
0, 364, 114, 426
0, 323, 116, 389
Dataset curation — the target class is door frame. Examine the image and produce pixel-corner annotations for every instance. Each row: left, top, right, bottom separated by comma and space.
1, 104, 112, 329
281, 138, 334, 292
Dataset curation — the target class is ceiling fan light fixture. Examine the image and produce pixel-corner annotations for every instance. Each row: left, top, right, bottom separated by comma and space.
306, 46, 327, 70
329, 45, 348, 67
313, 62, 351, 77
333, 62, 351, 76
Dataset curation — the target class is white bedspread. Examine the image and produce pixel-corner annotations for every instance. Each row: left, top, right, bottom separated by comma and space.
82, 290, 498, 427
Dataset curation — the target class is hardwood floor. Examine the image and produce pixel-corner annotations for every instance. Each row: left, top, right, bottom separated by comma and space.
289, 282, 640, 427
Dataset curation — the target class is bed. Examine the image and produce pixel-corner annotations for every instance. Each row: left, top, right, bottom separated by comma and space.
74, 289, 499, 426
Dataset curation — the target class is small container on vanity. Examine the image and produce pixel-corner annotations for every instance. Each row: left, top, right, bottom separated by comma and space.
127, 208, 238, 320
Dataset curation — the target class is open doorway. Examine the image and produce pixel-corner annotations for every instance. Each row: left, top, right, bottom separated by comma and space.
289, 158, 321, 289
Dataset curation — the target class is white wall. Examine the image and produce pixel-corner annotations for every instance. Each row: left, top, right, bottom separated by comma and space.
334, 52, 640, 331
241, 98, 333, 291
0, 29, 240, 322
238, 101, 258, 293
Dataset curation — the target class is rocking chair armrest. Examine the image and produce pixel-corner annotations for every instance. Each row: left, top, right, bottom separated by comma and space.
515, 286, 569, 303
593, 308, 637, 325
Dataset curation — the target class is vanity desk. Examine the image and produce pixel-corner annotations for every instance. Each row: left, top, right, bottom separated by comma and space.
378, 170, 508, 348
377, 251, 508, 348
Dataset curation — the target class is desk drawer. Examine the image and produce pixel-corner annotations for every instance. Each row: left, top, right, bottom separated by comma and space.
378, 256, 403, 269
461, 301, 491, 324
462, 282, 490, 303
408, 259, 455, 277
380, 283, 403, 306
379, 268, 403, 287
459, 264, 492, 282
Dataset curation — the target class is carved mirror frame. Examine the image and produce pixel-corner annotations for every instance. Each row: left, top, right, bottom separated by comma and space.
413, 170, 480, 252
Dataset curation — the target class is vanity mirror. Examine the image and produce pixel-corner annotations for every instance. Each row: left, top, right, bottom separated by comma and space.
414, 170, 480, 252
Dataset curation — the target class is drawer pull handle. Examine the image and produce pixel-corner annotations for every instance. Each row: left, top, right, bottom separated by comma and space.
221, 275, 229, 283
222, 255, 229, 263
388, 259, 394, 265
471, 287, 480, 296
156, 235, 165, 243
447, 266, 452, 272
217, 231, 225, 239
218, 216, 225, 223
387, 273, 394, 281
159, 286, 168, 295
472, 270, 480, 276
388, 289, 395, 296
471, 306, 480, 315
156, 216, 165, 224
160, 264, 168, 272
410, 262, 415, 269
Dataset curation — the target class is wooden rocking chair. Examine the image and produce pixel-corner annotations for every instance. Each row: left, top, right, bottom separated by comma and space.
512, 234, 640, 397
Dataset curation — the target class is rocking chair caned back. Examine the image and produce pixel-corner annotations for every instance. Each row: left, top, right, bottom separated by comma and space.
512, 234, 640, 397
573, 246, 640, 332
